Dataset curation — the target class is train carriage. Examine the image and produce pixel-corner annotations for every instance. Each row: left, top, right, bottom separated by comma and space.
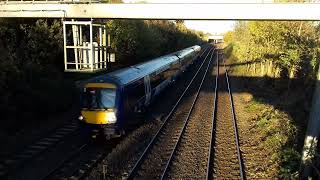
78, 45, 201, 139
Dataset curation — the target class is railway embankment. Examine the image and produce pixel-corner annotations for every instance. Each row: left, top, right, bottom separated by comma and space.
225, 49, 306, 178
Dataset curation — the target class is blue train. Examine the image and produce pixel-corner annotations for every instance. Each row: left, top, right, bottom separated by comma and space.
78, 45, 201, 139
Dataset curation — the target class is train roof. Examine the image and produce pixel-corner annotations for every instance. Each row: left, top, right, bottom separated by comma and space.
107, 54, 179, 85
82, 45, 200, 87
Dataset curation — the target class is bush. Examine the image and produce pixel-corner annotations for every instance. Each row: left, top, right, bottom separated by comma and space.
0, 19, 204, 134
107, 20, 203, 65
0, 19, 75, 133
250, 103, 300, 178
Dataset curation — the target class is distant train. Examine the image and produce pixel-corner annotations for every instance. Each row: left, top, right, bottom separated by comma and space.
78, 45, 201, 139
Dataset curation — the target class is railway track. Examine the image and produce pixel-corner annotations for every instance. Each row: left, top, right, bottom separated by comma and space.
126, 46, 215, 179
3, 127, 117, 180
0, 120, 79, 179
126, 48, 246, 179
206, 51, 245, 180
163, 47, 217, 179
42, 139, 119, 180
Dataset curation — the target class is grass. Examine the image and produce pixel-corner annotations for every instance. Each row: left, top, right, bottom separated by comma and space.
225, 42, 311, 179
245, 99, 300, 179
245, 100, 264, 113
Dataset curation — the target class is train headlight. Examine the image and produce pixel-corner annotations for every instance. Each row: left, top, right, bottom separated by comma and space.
78, 115, 84, 121
105, 112, 117, 123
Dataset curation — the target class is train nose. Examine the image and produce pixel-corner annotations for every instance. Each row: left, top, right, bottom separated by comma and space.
81, 109, 117, 124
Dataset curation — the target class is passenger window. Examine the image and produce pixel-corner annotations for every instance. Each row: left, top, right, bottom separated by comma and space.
127, 79, 145, 109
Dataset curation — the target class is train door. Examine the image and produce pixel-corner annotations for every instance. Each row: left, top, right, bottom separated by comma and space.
144, 75, 152, 106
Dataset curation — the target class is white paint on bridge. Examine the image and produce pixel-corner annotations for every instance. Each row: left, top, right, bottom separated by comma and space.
1, 2, 320, 20
209, 35, 223, 40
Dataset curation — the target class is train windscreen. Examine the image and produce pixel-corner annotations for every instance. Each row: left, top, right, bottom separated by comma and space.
82, 88, 116, 109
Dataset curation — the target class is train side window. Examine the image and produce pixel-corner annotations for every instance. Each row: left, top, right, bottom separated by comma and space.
126, 79, 145, 109
164, 63, 177, 79
150, 72, 164, 89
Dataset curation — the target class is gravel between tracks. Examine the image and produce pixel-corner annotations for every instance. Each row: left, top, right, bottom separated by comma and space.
210, 55, 242, 179
134, 51, 213, 179
166, 52, 216, 179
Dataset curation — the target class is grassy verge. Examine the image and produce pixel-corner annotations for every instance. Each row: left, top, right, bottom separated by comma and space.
245, 100, 300, 178
225, 43, 308, 178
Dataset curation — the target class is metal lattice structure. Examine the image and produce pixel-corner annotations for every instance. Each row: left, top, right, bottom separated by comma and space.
63, 20, 110, 72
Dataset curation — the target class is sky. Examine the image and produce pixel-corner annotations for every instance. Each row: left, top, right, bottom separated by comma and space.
122, 0, 275, 34
184, 20, 234, 35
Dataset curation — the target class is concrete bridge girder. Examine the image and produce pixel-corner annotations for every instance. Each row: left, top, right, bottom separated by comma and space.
0, 3, 320, 20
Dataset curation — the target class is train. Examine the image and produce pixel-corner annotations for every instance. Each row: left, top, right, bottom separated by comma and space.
78, 45, 202, 139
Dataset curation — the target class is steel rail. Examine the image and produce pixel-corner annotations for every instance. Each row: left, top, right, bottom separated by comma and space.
126, 46, 214, 180
41, 143, 88, 180
1, 122, 79, 179
160, 48, 214, 180
224, 55, 246, 180
41, 138, 118, 180
77, 143, 115, 180
199, 45, 210, 58
205, 50, 219, 180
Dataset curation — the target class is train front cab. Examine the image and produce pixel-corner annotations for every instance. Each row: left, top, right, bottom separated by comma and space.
78, 82, 124, 139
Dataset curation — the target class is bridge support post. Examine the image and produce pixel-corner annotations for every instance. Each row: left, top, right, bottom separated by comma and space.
63, 21, 67, 71
301, 64, 320, 178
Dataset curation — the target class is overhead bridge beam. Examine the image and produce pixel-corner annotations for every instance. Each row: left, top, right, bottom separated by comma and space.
0, 3, 320, 20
